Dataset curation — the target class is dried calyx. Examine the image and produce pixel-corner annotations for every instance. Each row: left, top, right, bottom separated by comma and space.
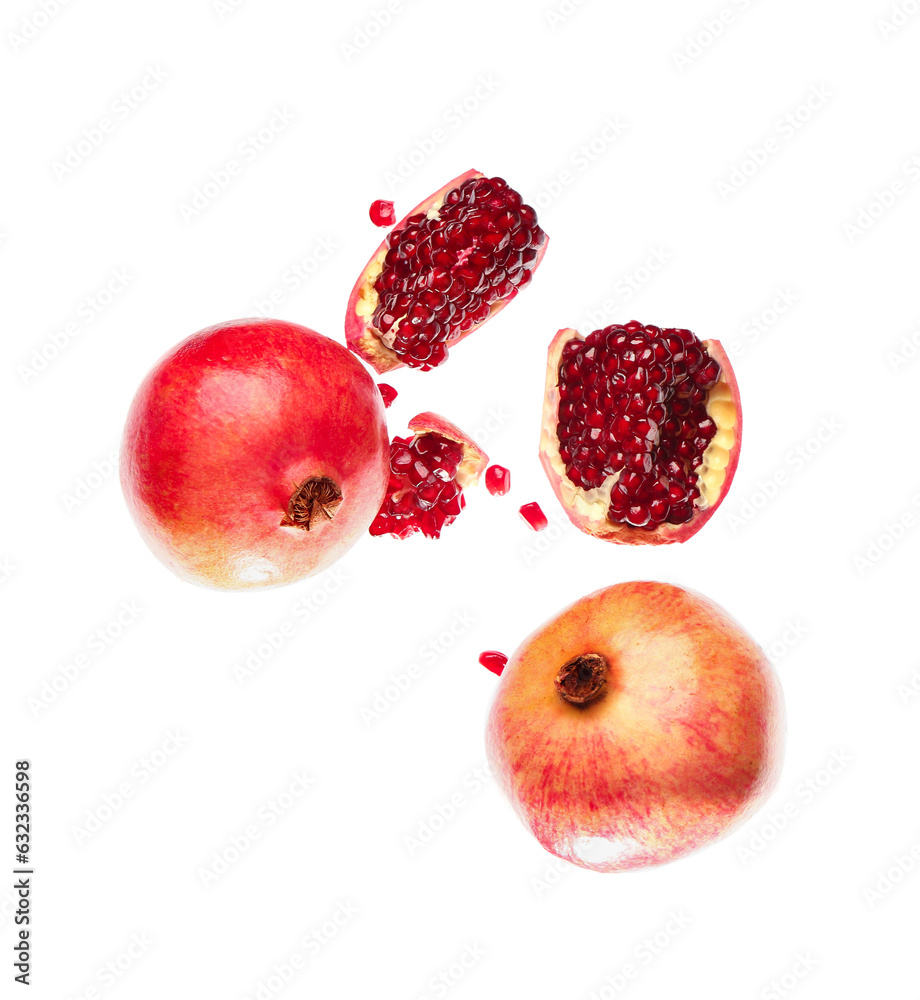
281, 477, 343, 530
555, 653, 608, 705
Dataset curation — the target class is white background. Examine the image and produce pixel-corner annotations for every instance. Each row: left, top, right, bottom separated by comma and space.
3, 0, 920, 997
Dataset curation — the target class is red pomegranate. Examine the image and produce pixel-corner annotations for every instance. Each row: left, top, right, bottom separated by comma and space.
486, 582, 784, 872
121, 318, 389, 590
540, 322, 741, 544
346, 169, 548, 372
370, 412, 487, 539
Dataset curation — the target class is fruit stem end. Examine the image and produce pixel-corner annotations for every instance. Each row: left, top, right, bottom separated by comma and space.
281, 476, 342, 531
555, 653, 608, 705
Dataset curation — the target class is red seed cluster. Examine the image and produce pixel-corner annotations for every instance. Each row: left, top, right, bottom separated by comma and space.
556, 322, 721, 530
369, 433, 467, 539
371, 176, 546, 370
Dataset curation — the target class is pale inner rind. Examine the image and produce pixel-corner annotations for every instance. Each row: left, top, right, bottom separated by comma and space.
697, 381, 736, 506
354, 194, 448, 350
540, 336, 738, 530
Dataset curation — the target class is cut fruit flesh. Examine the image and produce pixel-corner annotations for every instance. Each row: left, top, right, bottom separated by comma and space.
539, 323, 741, 545
369, 412, 488, 539
347, 169, 548, 373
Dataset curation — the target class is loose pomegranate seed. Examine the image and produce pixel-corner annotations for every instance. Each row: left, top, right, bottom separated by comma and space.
519, 502, 548, 531
485, 464, 511, 496
370, 433, 469, 539
377, 383, 397, 408
371, 176, 545, 370
555, 322, 722, 531
479, 650, 508, 676
369, 199, 396, 227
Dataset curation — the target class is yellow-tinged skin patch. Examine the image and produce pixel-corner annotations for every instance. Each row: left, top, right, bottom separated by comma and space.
486, 581, 784, 872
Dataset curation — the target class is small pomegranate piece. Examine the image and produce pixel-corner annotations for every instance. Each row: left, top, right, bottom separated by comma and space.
370, 412, 487, 539
485, 464, 511, 496
486, 581, 785, 872
120, 319, 389, 590
540, 321, 742, 545
377, 383, 398, 408
369, 199, 396, 227
347, 169, 549, 373
519, 502, 548, 531
479, 651, 508, 676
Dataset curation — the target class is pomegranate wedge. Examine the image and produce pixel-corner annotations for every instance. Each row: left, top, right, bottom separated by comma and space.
370, 412, 488, 539
539, 322, 741, 544
347, 169, 548, 373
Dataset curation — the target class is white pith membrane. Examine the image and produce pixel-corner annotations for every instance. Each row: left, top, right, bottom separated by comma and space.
354, 196, 449, 358
451, 433, 488, 489
539, 332, 738, 535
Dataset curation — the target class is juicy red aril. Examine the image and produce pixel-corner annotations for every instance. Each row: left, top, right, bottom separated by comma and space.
479, 650, 508, 676
369, 199, 396, 227
555, 323, 721, 531
370, 433, 467, 539
485, 464, 511, 496
519, 502, 548, 531
377, 383, 397, 408
371, 176, 545, 370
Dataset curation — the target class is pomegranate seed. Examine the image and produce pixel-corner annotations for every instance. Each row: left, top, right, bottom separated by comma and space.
377, 383, 397, 408
371, 176, 543, 370
553, 322, 722, 532
485, 464, 511, 496
519, 502, 548, 531
479, 650, 508, 676
369, 199, 396, 227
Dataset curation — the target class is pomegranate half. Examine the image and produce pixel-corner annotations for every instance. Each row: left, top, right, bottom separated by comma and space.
121, 318, 389, 590
346, 169, 548, 372
486, 581, 784, 873
540, 322, 741, 544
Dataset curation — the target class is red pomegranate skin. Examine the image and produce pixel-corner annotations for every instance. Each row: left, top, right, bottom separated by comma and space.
486, 582, 784, 872
121, 319, 390, 590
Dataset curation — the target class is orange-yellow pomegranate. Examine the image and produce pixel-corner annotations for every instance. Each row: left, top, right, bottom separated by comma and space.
486, 581, 784, 872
